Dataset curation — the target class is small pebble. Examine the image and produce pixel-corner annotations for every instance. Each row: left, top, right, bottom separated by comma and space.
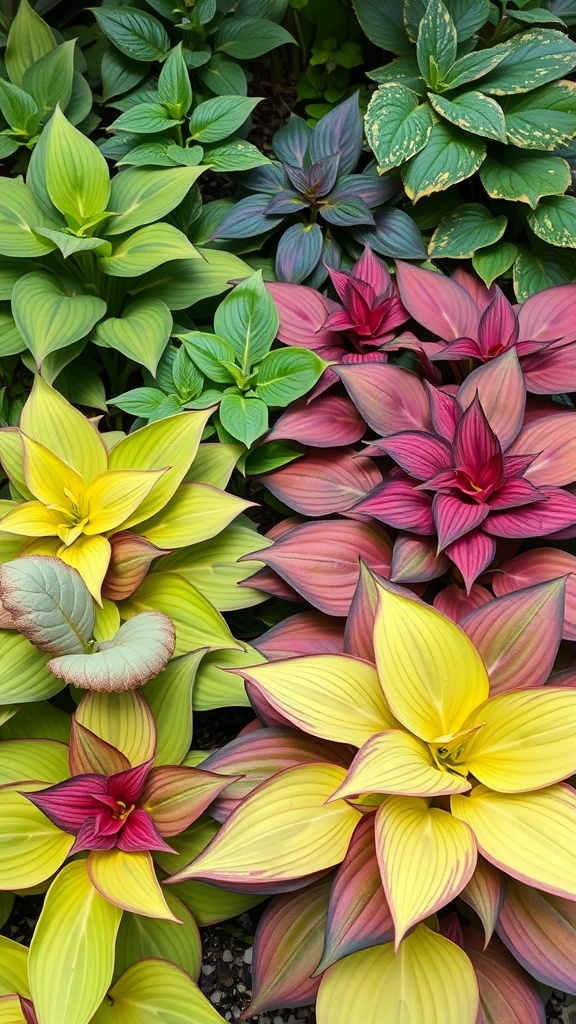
210, 991, 222, 1005
202, 964, 216, 976
237, 983, 246, 994
222, 949, 233, 963
243, 946, 253, 965
274, 1017, 284, 1024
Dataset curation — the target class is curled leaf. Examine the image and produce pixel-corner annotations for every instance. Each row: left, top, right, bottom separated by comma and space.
0, 557, 94, 656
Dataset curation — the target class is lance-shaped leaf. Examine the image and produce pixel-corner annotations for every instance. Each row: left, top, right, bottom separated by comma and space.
0, 936, 29, 996
0, 557, 94, 656
0, 787, 73, 889
452, 783, 576, 897
464, 928, 545, 1024
28, 861, 121, 1024
236, 655, 396, 747
375, 796, 476, 948
460, 579, 565, 693
114, 891, 201, 983
142, 651, 204, 765
267, 395, 366, 448
254, 611, 345, 660
391, 534, 449, 585
75, 690, 156, 767
459, 856, 506, 947
243, 878, 331, 1016
88, 848, 179, 920
395, 261, 480, 342
316, 924, 479, 1024
136, 483, 252, 549
0, 631, 60, 705
343, 561, 381, 663
43, 108, 110, 228
497, 877, 576, 992
259, 448, 381, 516
457, 350, 525, 450
90, 959, 224, 1024
167, 763, 362, 887
140, 765, 234, 835
335, 363, 431, 435
0, 737, 69, 786
434, 584, 493, 624
20, 375, 108, 482
69, 720, 130, 777
492, 548, 576, 640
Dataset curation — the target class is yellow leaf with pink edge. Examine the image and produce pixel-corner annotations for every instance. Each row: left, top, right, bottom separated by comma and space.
329, 730, 471, 801
135, 483, 253, 548
84, 468, 166, 535
29, 861, 121, 1024
316, 924, 479, 1024
75, 690, 156, 766
107, 409, 212, 527
463, 688, 576, 793
452, 784, 576, 898
373, 580, 489, 742
0, 995, 26, 1023
375, 796, 477, 948
90, 959, 224, 1024
0, 430, 31, 499
0, 936, 29, 997
238, 655, 397, 748
0, 502, 61, 538
58, 534, 111, 604
88, 849, 180, 921
21, 434, 86, 506
167, 763, 362, 886
19, 376, 107, 482
0, 787, 73, 889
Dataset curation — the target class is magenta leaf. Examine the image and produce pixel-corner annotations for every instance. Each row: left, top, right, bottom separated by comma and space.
267, 394, 366, 447
336, 363, 431, 435
254, 612, 345, 659
259, 448, 381, 516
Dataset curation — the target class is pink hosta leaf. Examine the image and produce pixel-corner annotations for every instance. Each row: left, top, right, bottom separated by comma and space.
141, 764, 236, 835
26, 773, 108, 832
453, 266, 493, 310
517, 282, 576, 345
522, 342, 576, 396
316, 815, 393, 973
335, 363, 431, 435
115, 807, 175, 854
266, 282, 341, 356
484, 487, 576, 538
434, 584, 492, 622
372, 432, 452, 481
101, 532, 167, 601
241, 878, 332, 1017
460, 578, 565, 693
426, 383, 461, 441
395, 262, 480, 342
507, 412, 576, 486
69, 719, 131, 777
492, 548, 576, 640
245, 680, 298, 728
259, 448, 381, 516
242, 567, 304, 603
353, 478, 435, 534
248, 520, 392, 616
267, 395, 366, 448
445, 530, 497, 593
19, 997, 39, 1024
433, 493, 489, 550
497, 877, 576, 992
254, 612, 345, 659
457, 350, 526, 450
391, 534, 449, 584
344, 561, 381, 662
464, 928, 545, 1024
460, 856, 506, 947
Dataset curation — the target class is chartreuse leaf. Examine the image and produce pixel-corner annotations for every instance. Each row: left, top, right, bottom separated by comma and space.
429, 203, 507, 258
193, 645, 260, 711
0, 787, 73, 889
219, 394, 268, 447
90, 8, 170, 61
0, 701, 70, 742
136, 483, 251, 548
140, 248, 250, 310
94, 298, 171, 375
114, 892, 201, 983
169, 763, 362, 886
214, 271, 278, 368
43, 108, 110, 229
473, 241, 518, 286
0, 995, 26, 1023
143, 651, 204, 765
502, 81, 576, 149
189, 96, 261, 143
256, 348, 324, 407
0, 312, 23, 358
0, 80, 39, 135
0, 632, 60, 705
75, 690, 155, 766
91, 959, 224, 1024
416, 0, 457, 87
528, 194, 576, 246
100, 223, 200, 277
365, 84, 434, 172
402, 122, 486, 200
180, 332, 237, 382
482, 29, 576, 95
184, 443, 242, 487
20, 374, 108, 481
428, 90, 507, 142
5, 0, 54, 87
29, 861, 121, 1024
0, 179, 57, 259
480, 152, 571, 207
316, 924, 478, 1024
158, 44, 192, 119
22, 40, 76, 120
0, 738, 69, 785
0, 936, 29, 996
373, 581, 489, 742
12, 272, 106, 364
0, 556, 94, 656
88, 849, 179, 920
106, 166, 204, 235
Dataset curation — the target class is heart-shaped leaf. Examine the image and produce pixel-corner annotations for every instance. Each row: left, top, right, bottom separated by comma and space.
99, 224, 200, 278
93, 298, 172, 374
90, 959, 224, 1024
12, 272, 106, 365
0, 556, 95, 656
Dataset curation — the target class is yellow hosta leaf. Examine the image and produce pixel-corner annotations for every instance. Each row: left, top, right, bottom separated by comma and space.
0, 788, 73, 889
0, 430, 31, 498
90, 959, 224, 1024
184, 443, 242, 487
85, 468, 167, 534
331, 729, 471, 802
20, 376, 107, 482
88, 849, 179, 921
75, 691, 156, 766
238, 655, 397, 748
316, 924, 478, 1024
0, 738, 69, 785
168, 763, 362, 885
0, 936, 29, 997
0, 995, 26, 1023
374, 581, 489, 742
108, 410, 212, 527
0, 501, 61, 537
0, 632, 59, 706
29, 861, 122, 1024
142, 651, 205, 765
94, 600, 121, 643
193, 645, 261, 711
375, 796, 477, 946
21, 434, 86, 506
464, 688, 576, 793
58, 534, 111, 604
136, 483, 252, 548
452, 784, 576, 898
114, 890, 201, 983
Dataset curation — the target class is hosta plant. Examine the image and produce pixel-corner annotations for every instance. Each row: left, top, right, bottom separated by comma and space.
167, 571, 576, 1023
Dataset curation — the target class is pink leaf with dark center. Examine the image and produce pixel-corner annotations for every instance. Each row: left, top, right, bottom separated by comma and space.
484, 487, 576, 537
336, 363, 431, 435
492, 548, 576, 641
453, 397, 504, 490
433, 493, 490, 549
476, 288, 518, 359
445, 530, 496, 592
433, 584, 492, 623
373, 431, 452, 481
425, 383, 461, 441
353, 477, 435, 533
106, 759, 154, 804
254, 612, 345, 659
259, 448, 381, 516
352, 246, 391, 296
25, 775, 108, 832
267, 395, 366, 447
395, 261, 479, 341
457, 350, 526, 450
116, 807, 175, 853
391, 534, 449, 583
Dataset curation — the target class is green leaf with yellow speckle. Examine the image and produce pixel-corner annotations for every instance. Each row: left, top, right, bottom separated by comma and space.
428, 90, 506, 142
527, 194, 576, 246
502, 81, 576, 149
416, 0, 457, 88
365, 84, 434, 172
402, 122, 486, 201
429, 203, 507, 258
481, 29, 576, 95
513, 242, 576, 300
480, 151, 571, 207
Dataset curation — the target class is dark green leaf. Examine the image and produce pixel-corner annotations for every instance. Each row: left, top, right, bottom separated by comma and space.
215, 18, 295, 59
0, 79, 39, 134
365, 83, 434, 172
219, 393, 268, 446
351, 0, 411, 53
101, 47, 148, 102
416, 0, 457, 87
429, 89, 506, 141
527, 194, 576, 246
21, 40, 75, 119
189, 96, 261, 144
90, 8, 170, 62
482, 29, 576, 95
244, 441, 302, 475
110, 103, 183, 134
510, 7, 567, 25
429, 202, 507, 257
502, 81, 576, 150
368, 56, 426, 96
196, 55, 248, 97
171, 345, 203, 400
513, 240, 576, 299
480, 151, 571, 207
402, 122, 486, 201
441, 48, 508, 90
404, 0, 490, 43
158, 44, 192, 119
214, 272, 278, 369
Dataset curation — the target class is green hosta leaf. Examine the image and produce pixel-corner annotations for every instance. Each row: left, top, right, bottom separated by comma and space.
43, 108, 110, 229
112, 387, 180, 420
255, 348, 325, 406
106, 165, 204, 235
429, 202, 507, 257
502, 81, 576, 150
196, 54, 248, 97
416, 0, 457, 88
189, 96, 261, 144
91, 959, 224, 1024
527, 194, 576, 245
480, 151, 571, 206
116, 140, 178, 168
203, 139, 270, 171
351, 0, 411, 53
0, 788, 72, 889
0, 138, 19, 160
101, 47, 148, 103
402, 122, 486, 200
180, 332, 237, 383
0, 701, 70, 740
171, 346, 204, 400
100, 223, 200, 278
368, 56, 426, 95
5, 0, 54, 87
90, 8, 170, 62
34, 228, 111, 259
0, 631, 60, 705
482, 29, 576, 95
244, 440, 302, 475
29, 861, 121, 1024
365, 84, 434, 172
66, 73, 94, 128
0, 556, 95, 656
0, 310, 25, 358
0, 179, 57, 258
214, 17, 295, 59
441, 48, 508, 90
0, 79, 39, 135
110, 103, 183, 134
21, 40, 75, 120
511, 6, 568, 25
158, 43, 192, 118
404, 0, 491, 44
140, 249, 251, 310
114, 893, 201, 984
143, 650, 204, 765
193, 644, 262, 710
94, 298, 171, 374
214, 272, 278, 369
428, 90, 506, 142
513, 241, 576, 299
11, 271, 106, 364
219, 393, 268, 446
472, 241, 518, 286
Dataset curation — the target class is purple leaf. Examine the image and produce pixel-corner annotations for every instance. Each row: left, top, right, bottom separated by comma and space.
275, 223, 323, 284
353, 208, 427, 259
211, 194, 285, 239
273, 114, 312, 165
308, 92, 363, 175
320, 195, 375, 227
